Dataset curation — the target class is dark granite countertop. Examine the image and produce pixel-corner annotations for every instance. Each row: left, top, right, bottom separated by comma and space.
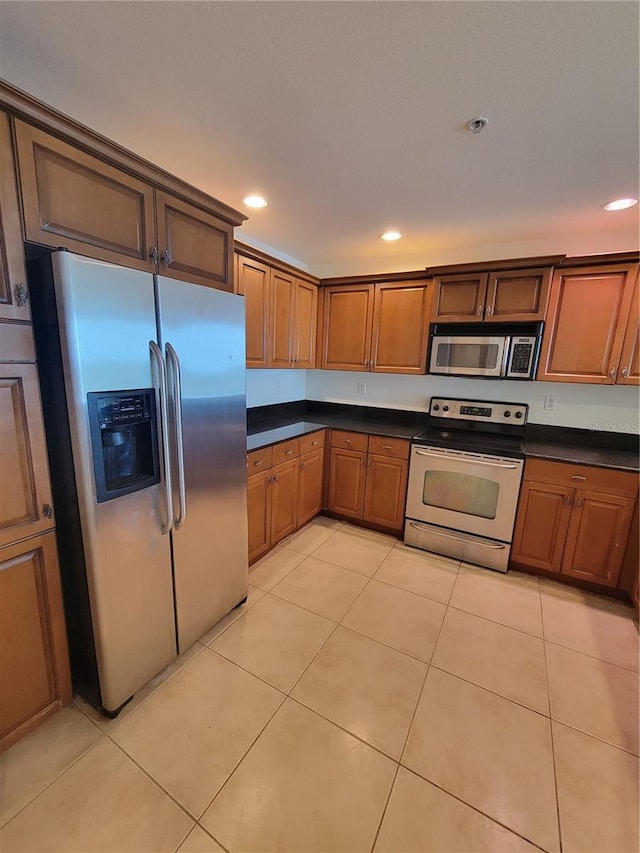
246, 401, 640, 472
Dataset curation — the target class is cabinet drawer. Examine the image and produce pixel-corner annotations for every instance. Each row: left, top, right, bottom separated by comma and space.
331, 430, 369, 453
272, 438, 300, 465
300, 430, 325, 455
247, 447, 272, 474
524, 458, 638, 499
368, 435, 410, 460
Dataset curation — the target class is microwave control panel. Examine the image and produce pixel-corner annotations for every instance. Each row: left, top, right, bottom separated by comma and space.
506, 336, 536, 378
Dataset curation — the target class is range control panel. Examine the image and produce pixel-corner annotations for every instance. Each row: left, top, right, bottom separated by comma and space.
429, 398, 528, 425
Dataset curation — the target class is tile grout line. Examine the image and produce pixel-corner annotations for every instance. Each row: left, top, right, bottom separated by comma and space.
542, 636, 640, 674
540, 586, 564, 853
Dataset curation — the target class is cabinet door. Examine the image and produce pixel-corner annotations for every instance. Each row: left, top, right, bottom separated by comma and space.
270, 460, 299, 544
0, 364, 55, 548
363, 454, 408, 530
562, 490, 635, 587
269, 270, 296, 367
430, 273, 488, 322
511, 481, 573, 573
293, 280, 318, 369
237, 254, 270, 367
155, 190, 233, 291
247, 470, 272, 564
617, 274, 640, 385
537, 264, 637, 384
371, 281, 430, 374
485, 268, 551, 322
0, 532, 72, 753
0, 114, 30, 322
14, 120, 156, 272
327, 447, 366, 519
320, 284, 374, 370
297, 450, 324, 527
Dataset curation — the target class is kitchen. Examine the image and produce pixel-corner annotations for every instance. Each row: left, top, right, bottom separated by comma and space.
0, 1, 638, 849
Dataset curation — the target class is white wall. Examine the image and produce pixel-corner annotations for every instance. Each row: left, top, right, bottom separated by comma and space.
305, 370, 640, 433
246, 369, 306, 408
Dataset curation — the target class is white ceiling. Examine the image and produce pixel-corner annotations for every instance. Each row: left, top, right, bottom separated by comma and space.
0, 1, 638, 276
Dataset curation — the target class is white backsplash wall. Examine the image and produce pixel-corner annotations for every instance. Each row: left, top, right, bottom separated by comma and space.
246, 369, 306, 408
305, 370, 640, 434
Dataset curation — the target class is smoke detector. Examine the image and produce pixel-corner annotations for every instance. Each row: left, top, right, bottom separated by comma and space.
467, 116, 489, 134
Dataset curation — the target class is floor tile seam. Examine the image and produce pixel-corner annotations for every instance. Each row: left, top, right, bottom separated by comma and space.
369, 571, 458, 608
204, 645, 291, 699
444, 600, 546, 640
542, 637, 640, 674
200, 588, 266, 647
541, 622, 565, 853
395, 764, 553, 853
551, 717, 640, 761
282, 526, 341, 557
427, 662, 551, 718
249, 547, 307, 592
397, 587, 451, 767
0, 733, 106, 831
336, 621, 435, 666
285, 693, 404, 764
192, 822, 231, 853
283, 610, 344, 697
190, 689, 289, 826
369, 760, 401, 852
265, 584, 345, 624
276, 549, 381, 582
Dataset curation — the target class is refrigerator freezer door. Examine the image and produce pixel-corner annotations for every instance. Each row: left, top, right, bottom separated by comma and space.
157, 276, 249, 651
52, 253, 177, 712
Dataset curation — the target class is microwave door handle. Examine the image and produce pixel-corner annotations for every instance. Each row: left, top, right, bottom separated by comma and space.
165, 342, 187, 530
501, 337, 511, 377
149, 340, 173, 535
413, 449, 519, 470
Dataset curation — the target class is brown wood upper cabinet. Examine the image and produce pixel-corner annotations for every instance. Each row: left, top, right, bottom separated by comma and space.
537, 263, 639, 384
321, 280, 430, 373
0, 112, 30, 322
430, 267, 552, 323
236, 254, 270, 367
13, 120, 234, 290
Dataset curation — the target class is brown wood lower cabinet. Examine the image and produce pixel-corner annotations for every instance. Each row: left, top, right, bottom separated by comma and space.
247, 432, 325, 564
511, 459, 638, 590
0, 531, 72, 753
326, 431, 409, 532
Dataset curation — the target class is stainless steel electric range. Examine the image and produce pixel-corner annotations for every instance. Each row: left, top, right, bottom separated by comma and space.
404, 397, 528, 572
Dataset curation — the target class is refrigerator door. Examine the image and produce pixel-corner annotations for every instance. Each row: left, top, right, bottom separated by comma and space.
156, 276, 248, 651
52, 253, 177, 712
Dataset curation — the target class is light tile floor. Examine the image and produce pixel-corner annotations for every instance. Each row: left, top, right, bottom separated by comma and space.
1, 516, 638, 852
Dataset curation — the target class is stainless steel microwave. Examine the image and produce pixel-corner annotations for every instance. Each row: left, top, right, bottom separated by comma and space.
429, 323, 543, 379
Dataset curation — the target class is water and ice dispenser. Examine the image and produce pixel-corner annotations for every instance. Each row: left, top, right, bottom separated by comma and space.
87, 389, 160, 502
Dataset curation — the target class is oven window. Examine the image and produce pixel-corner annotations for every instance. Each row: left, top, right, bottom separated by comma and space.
436, 342, 501, 370
422, 471, 499, 519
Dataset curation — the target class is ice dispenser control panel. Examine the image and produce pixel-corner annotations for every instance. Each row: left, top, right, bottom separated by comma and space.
87, 389, 160, 503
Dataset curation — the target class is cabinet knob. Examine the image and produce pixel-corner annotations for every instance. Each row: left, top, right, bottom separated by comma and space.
149, 246, 159, 264
576, 497, 584, 509
622, 367, 629, 378
609, 367, 617, 380
476, 306, 483, 316
15, 283, 29, 307
571, 475, 587, 481
161, 249, 172, 267
564, 494, 573, 506
42, 503, 53, 519
486, 305, 493, 316
369, 359, 374, 368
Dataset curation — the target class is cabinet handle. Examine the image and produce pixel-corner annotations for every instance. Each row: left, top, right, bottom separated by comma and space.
161, 249, 172, 267
149, 246, 159, 264
370, 359, 375, 368
312, 440, 319, 446
382, 444, 392, 449
361, 458, 365, 466
576, 497, 584, 509
622, 367, 629, 378
476, 306, 483, 316
564, 494, 573, 506
15, 283, 29, 307
571, 475, 587, 481
609, 367, 617, 380
344, 439, 352, 444
285, 450, 293, 455
486, 305, 493, 316
363, 359, 367, 366
253, 460, 264, 466
300, 462, 305, 470
42, 503, 53, 519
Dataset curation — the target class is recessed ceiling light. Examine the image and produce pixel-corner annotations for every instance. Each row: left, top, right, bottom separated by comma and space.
243, 195, 268, 208
381, 231, 402, 241
603, 197, 638, 211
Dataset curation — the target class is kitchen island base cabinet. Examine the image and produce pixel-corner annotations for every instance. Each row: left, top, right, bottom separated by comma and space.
0, 532, 72, 753
511, 459, 638, 591
325, 431, 409, 533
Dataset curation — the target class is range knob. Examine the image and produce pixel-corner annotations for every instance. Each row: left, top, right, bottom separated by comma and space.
432, 404, 440, 411
515, 411, 523, 419
443, 405, 449, 412
503, 410, 511, 418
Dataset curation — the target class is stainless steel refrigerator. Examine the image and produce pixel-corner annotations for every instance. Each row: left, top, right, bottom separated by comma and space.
29, 250, 248, 715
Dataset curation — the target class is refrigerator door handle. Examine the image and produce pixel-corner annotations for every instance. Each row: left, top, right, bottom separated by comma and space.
149, 340, 174, 534
165, 342, 187, 529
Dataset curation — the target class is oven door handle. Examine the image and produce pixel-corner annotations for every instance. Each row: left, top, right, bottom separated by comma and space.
407, 521, 508, 549
412, 449, 519, 470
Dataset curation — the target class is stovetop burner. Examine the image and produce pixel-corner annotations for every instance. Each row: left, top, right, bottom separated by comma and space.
412, 397, 528, 459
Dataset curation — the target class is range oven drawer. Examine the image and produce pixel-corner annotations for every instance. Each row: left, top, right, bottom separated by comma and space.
404, 519, 510, 572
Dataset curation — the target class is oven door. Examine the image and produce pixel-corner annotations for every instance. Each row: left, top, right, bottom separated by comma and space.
429, 335, 508, 377
405, 445, 524, 542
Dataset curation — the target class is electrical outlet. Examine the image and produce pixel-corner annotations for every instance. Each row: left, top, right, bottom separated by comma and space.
544, 394, 557, 411
356, 381, 367, 395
